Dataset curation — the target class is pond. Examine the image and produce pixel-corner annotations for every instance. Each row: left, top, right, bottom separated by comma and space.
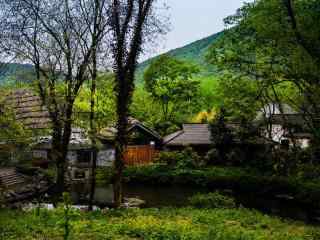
70, 182, 320, 224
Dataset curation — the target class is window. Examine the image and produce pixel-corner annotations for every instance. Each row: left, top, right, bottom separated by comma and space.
77, 150, 92, 163
74, 170, 86, 179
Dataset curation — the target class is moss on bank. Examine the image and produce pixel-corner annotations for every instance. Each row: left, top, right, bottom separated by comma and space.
0, 207, 319, 240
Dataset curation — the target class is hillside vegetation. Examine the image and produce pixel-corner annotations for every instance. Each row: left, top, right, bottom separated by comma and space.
0, 63, 34, 85
0, 32, 223, 86
135, 31, 223, 82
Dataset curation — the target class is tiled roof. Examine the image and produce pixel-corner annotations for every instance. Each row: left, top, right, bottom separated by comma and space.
98, 117, 162, 141
163, 124, 211, 146
269, 114, 306, 126
4, 89, 51, 129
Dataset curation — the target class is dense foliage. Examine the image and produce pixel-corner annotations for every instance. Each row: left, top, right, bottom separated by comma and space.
206, 0, 320, 138
155, 147, 202, 169
143, 55, 200, 133
135, 32, 223, 82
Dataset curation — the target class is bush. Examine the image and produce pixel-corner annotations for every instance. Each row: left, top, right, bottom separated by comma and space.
155, 151, 180, 167
95, 167, 114, 185
204, 149, 220, 165
155, 147, 201, 169
226, 148, 246, 166
295, 164, 320, 181
297, 148, 313, 164
188, 192, 236, 209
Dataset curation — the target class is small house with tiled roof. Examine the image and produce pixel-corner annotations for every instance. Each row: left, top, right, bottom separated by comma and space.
163, 123, 277, 156
256, 103, 312, 148
97, 117, 162, 166
0, 89, 108, 179
1, 89, 163, 177
98, 117, 162, 147
163, 124, 212, 153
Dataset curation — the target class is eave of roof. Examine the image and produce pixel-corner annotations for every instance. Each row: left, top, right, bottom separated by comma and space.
164, 124, 211, 146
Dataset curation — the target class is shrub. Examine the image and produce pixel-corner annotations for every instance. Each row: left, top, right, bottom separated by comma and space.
204, 149, 220, 165
155, 147, 201, 169
295, 164, 320, 181
176, 147, 201, 169
297, 148, 313, 164
226, 148, 246, 166
155, 151, 181, 167
95, 167, 114, 185
188, 192, 236, 209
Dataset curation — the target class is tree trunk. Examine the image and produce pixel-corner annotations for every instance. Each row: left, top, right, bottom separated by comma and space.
52, 109, 73, 202
89, 50, 98, 211
113, 82, 129, 208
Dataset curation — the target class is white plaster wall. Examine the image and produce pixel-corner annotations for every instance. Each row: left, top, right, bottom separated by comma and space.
33, 150, 48, 159
97, 149, 115, 167
295, 139, 310, 149
271, 124, 286, 143
67, 151, 78, 165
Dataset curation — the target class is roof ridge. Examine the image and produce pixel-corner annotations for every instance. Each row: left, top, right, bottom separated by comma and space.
163, 130, 184, 145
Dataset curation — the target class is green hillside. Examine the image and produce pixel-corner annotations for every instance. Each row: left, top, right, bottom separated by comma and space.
0, 31, 224, 85
136, 31, 224, 82
0, 63, 34, 85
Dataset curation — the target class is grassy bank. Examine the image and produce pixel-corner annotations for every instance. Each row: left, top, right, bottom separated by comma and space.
123, 165, 320, 208
1, 207, 319, 240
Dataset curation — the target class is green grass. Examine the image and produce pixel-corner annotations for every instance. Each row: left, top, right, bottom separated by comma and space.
0, 207, 319, 240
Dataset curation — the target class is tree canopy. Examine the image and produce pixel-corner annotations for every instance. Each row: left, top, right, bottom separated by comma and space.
144, 54, 200, 125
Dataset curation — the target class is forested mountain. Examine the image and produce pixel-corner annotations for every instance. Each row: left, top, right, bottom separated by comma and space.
0, 31, 223, 85
0, 63, 34, 85
136, 31, 224, 81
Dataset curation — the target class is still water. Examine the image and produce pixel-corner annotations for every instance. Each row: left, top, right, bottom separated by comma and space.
70, 182, 320, 224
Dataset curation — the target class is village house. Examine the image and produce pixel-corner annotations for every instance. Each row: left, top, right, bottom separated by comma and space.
97, 117, 162, 166
163, 122, 275, 157
163, 124, 212, 153
1, 89, 162, 179
164, 103, 312, 155
0, 89, 99, 179
256, 103, 312, 148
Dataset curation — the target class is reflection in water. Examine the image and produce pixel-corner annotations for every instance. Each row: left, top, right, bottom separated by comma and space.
70, 183, 114, 205
69, 182, 319, 224
70, 182, 205, 207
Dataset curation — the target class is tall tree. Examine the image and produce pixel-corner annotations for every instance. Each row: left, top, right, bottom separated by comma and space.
206, 0, 320, 142
0, 0, 108, 197
109, 0, 164, 207
144, 54, 200, 123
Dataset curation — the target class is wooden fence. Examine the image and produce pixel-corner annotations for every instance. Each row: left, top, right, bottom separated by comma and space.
124, 145, 158, 166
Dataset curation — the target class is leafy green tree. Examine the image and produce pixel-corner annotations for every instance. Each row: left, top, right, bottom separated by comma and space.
75, 73, 116, 130
0, 0, 108, 197
209, 108, 234, 164
0, 105, 34, 166
214, 72, 261, 121
207, 0, 320, 142
109, 0, 164, 208
144, 55, 201, 123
